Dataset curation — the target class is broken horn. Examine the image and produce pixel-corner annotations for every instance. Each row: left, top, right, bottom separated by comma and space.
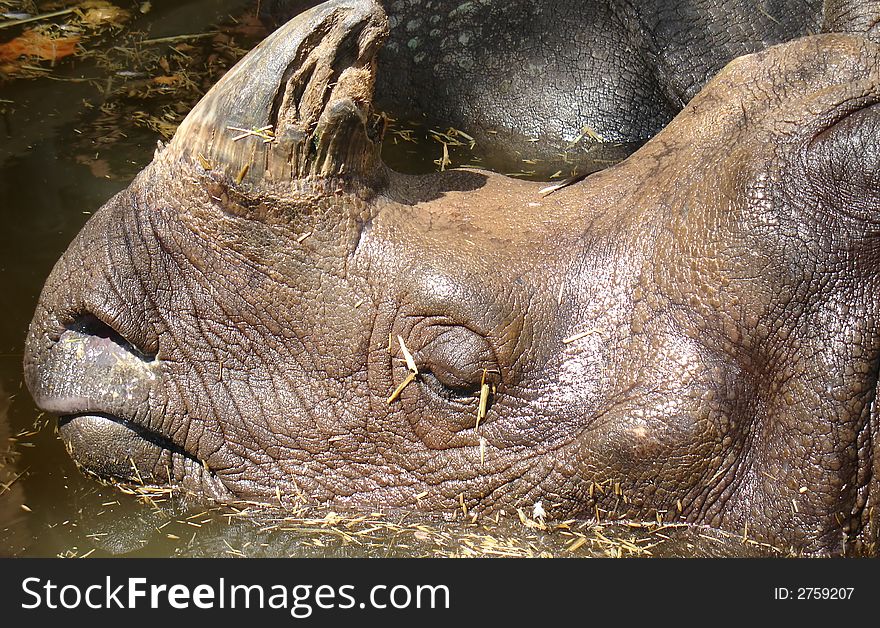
165, 0, 388, 191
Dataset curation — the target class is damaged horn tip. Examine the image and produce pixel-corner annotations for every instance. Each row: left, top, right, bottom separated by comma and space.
163, 0, 389, 190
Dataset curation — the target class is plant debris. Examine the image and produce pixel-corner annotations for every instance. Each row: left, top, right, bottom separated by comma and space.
0, 27, 80, 63
0, 0, 271, 178
0, 1, 131, 77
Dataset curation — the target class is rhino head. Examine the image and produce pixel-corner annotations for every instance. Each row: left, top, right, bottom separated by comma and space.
23, 0, 880, 555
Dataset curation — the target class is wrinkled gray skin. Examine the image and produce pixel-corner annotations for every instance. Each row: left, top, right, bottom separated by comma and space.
23, 0, 880, 555
262, 0, 880, 175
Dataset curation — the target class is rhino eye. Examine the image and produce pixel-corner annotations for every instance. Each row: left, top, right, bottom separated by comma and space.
417, 326, 496, 396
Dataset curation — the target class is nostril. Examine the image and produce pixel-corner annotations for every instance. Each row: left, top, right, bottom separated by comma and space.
66, 313, 157, 362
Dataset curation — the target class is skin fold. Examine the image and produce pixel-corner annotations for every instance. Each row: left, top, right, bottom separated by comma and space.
23, 0, 880, 555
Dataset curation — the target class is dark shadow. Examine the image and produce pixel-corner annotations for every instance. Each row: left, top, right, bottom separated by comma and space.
381, 168, 489, 204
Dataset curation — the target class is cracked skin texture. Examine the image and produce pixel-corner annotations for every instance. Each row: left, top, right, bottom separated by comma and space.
261, 0, 880, 175
22, 0, 880, 555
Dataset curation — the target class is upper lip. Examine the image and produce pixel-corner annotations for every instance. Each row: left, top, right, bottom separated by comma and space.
25, 323, 163, 436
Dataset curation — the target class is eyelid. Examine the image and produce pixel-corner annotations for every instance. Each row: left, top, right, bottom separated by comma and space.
414, 324, 498, 391
423, 355, 485, 390
422, 370, 480, 400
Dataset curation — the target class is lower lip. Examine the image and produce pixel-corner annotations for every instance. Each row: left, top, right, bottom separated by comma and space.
57, 413, 173, 484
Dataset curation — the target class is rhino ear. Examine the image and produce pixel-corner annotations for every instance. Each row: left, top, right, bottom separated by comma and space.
165, 0, 388, 192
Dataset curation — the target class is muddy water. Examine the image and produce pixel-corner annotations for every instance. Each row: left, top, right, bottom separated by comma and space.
0, 0, 779, 558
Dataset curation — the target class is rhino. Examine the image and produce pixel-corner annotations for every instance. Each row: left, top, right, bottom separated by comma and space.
23, 0, 880, 555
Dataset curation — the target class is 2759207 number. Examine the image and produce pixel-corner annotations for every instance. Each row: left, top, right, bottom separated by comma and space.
797, 588, 854, 600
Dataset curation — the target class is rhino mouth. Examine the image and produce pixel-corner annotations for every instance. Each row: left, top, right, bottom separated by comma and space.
26, 312, 221, 491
